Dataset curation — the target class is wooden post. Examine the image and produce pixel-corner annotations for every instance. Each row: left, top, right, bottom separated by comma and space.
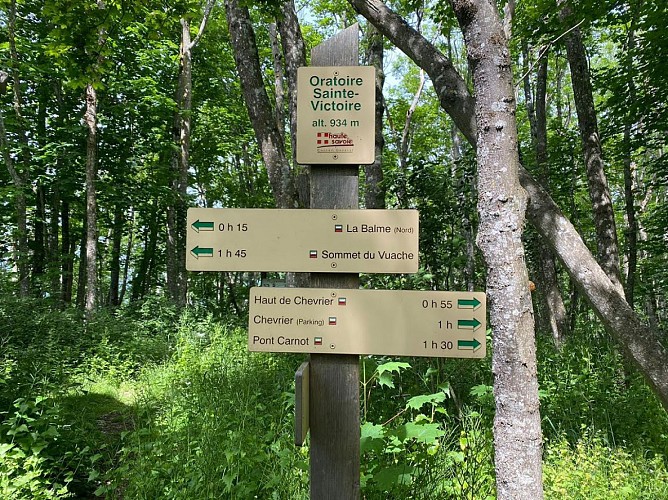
309, 24, 361, 499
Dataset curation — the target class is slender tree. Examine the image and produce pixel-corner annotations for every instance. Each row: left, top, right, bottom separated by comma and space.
224, 0, 296, 208
348, 0, 668, 410
448, 0, 544, 495
560, 5, 623, 293
166, 0, 216, 307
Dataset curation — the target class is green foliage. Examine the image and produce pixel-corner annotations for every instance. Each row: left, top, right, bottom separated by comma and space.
544, 435, 668, 499
359, 360, 495, 498
103, 317, 308, 499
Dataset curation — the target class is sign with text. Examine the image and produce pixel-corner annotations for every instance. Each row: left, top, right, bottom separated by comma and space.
186, 208, 418, 273
296, 66, 375, 165
248, 288, 487, 358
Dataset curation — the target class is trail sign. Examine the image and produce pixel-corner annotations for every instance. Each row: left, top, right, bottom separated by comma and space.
248, 287, 487, 358
296, 66, 375, 165
186, 208, 418, 273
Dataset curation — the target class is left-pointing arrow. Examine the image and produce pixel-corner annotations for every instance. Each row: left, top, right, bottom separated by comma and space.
192, 219, 214, 233
457, 318, 482, 331
191, 246, 214, 258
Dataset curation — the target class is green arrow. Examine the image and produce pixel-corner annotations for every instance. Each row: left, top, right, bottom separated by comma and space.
457, 297, 481, 310
191, 219, 214, 232
457, 338, 482, 351
457, 318, 482, 331
191, 246, 213, 258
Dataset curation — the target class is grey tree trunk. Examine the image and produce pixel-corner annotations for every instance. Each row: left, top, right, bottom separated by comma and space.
349, 0, 668, 413
84, 83, 98, 317
3, 0, 29, 297
224, 0, 295, 209
448, 1, 544, 497
524, 52, 570, 346
622, 25, 638, 308
167, 1, 215, 307
363, 24, 385, 209
108, 204, 123, 307
561, 10, 623, 292
277, 0, 308, 207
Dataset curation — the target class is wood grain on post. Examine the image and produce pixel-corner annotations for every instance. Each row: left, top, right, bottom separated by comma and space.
309, 24, 361, 499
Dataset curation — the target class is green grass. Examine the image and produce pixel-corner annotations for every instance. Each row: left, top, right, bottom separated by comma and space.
1, 295, 668, 498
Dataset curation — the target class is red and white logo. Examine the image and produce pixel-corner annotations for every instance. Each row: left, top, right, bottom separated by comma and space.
316, 132, 354, 152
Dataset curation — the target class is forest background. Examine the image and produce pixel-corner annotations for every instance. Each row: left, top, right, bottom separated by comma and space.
0, 0, 667, 498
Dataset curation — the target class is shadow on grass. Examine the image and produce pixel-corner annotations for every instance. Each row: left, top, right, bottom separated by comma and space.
54, 391, 136, 498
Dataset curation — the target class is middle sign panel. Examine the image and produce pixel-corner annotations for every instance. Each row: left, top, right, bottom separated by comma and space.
186, 208, 419, 273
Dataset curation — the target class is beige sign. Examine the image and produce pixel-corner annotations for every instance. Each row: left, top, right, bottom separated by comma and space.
248, 288, 487, 359
186, 208, 418, 273
296, 66, 375, 165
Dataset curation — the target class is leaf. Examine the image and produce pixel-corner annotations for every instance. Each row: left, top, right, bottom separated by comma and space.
378, 371, 395, 388
376, 361, 411, 388
394, 422, 445, 444
470, 384, 493, 398
405, 392, 446, 411
360, 422, 385, 453
373, 464, 415, 489
376, 361, 411, 376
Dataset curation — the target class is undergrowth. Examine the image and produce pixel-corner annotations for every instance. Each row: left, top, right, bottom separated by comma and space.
1, 294, 667, 498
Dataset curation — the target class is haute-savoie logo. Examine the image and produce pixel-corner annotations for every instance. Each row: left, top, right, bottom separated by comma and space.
316, 132, 355, 153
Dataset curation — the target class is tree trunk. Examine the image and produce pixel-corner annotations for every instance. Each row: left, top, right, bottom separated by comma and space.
49, 185, 61, 300
224, 0, 295, 209
268, 22, 286, 143
363, 24, 385, 209
166, 0, 215, 306
350, 0, 668, 412
167, 18, 192, 307
108, 204, 123, 307
119, 207, 134, 305
76, 216, 87, 309
84, 83, 98, 317
449, 1, 544, 497
61, 200, 73, 304
3, 0, 29, 297
561, 10, 623, 292
132, 206, 158, 302
526, 52, 570, 346
277, 0, 308, 207
622, 25, 638, 308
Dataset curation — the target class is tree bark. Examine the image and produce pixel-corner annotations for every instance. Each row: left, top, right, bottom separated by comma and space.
525, 52, 570, 345
84, 82, 98, 317
119, 207, 134, 305
108, 204, 123, 307
224, 0, 295, 209
166, 0, 216, 307
622, 25, 638, 308
449, 0, 544, 497
167, 18, 193, 307
3, 0, 30, 297
561, 9, 623, 292
363, 24, 385, 209
277, 0, 308, 207
348, 0, 668, 412
61, 199, 73, 304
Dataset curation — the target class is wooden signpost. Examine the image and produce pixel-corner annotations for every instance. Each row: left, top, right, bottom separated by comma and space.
306, 24, 362, 499
185, 23, 487, 500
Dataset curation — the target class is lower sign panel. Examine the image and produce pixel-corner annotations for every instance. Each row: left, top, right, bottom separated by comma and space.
248, 288, 486, 358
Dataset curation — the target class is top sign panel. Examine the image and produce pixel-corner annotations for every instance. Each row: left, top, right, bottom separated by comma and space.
296, 66, 376, 165
186, 208, 418, 273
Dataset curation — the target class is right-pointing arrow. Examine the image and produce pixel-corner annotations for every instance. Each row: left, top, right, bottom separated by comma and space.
457, 318, 482, 331
457, 338, 482, 351
457, 297, 481, 310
